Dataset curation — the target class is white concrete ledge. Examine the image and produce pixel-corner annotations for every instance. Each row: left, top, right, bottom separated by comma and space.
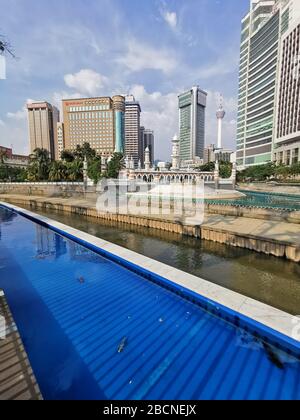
1, 201, 299, 343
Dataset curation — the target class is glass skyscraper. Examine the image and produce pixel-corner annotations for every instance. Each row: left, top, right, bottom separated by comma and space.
178, 86, 207, 162
236, 0, 279, 168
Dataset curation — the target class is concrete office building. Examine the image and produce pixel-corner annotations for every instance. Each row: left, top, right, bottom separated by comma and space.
204, 144, 233, 164
140, 127, 155, 165
27, 102, 59, 159
56, 122, 65, 160
273, 0, 300, 165
178, 86, 207, 163
124, 95, 142, 167
62, 96, 125, 158
236, 0, 300, 168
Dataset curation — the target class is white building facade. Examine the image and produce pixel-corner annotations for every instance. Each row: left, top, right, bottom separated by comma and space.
124, 95, 142, 167
236, 0, 300, 169
273, 0, 300, 165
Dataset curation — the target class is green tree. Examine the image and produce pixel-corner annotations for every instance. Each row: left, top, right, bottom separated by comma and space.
290, 162, 300, 178
48, 161, 67, 182
0, 164, 8, 180
237, 163, 276, 182
105, 153, 124, 179
87, 156, 103, 184
197, 162, 215, 172
61, 150, 75, 163
274, 164, 290, 180
74, 143, 96, 161
219, 162, 232, 179
0, 149, 8, 164
67, 160, 83, 182
0, 164, 27, 182
28, 148, 51, 181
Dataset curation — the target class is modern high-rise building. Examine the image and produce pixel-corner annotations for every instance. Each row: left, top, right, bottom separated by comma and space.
273, 0, 300, 165
62, 96, 125, 158
236, 0, 278, 168
112, 95, 125, 154
236, 0, 300, 168
140, 127, 155, 165
56, 122, 65, 160
27, 102, 60, 159
178, 86, 207, 162
124, 95, 142, 166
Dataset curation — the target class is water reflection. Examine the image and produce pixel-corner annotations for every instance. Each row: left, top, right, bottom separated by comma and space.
35, 225, 67, 260
0, 207, 17, 239
16, 206, 300, 315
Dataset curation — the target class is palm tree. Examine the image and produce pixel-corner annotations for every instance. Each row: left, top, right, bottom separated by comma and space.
67, 160, 83, 182
48, 161, 67, 182
106, 153, 124, 178
29, 148, 50, 181
61, 150, 75, 163
74, 143, 96, 161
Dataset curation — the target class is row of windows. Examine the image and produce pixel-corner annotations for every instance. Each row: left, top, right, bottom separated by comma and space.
248, 72, 276, 96
247, 80, 275, 103
68, 105, 110, 112
250, 27, 278, 65
248, 58, 277, 86
247, 93, 275, 114
250, 12, 279, 50
249, 49, 278, 79
69, 112, 112, 121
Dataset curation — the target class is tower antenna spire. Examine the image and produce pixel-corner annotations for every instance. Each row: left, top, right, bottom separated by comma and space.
216, 93, 226, 150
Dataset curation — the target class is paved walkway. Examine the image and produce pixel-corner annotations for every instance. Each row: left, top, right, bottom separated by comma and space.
203, 214, 300, 246
0, 291, 42, 400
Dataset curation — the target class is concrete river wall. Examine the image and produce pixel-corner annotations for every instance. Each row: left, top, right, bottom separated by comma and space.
1, 194, 299, 263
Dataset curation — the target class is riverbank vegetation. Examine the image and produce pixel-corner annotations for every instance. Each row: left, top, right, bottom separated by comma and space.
237, 162, 300, 182
0, 144, 125, 183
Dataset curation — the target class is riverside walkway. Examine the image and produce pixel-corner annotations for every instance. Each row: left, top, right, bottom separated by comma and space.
0, 193, 300, 262
0, 291, 42, 400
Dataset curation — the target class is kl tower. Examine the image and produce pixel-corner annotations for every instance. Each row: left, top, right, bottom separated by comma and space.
216, 94, 226, 150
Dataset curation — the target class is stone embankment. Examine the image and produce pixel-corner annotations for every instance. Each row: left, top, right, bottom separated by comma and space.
1, 194, 299, 263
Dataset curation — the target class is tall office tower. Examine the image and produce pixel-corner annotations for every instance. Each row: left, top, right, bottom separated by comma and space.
62, 96, 125, 158
178, 86, 207, 162
140, 126, 145, 162
124, 95, 142, 167
112, 95, 125, 153
236, 0, 292, 168
142, 128, 155, 165
56, 122, 65, 160
27, 102, 60, 159
273, 0, 300, 165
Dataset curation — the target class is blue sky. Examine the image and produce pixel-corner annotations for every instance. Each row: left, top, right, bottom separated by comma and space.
0, 0, 249, 159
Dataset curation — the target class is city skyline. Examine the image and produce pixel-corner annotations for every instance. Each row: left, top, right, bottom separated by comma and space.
0, 0, 249, 160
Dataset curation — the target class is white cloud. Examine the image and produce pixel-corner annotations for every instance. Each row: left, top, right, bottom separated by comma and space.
130, 85, 180, 160
0, 120, 5, 126
52, 91, 83, 112
0, 119, 29, 155
6, 109, 27, 121
64, 69, 108, 96
116, 39, 177, 74
195, 50, 239, 80
6, 99, 35, 121
129, 85, 237, 160
163, 11, 177, 29
205, 91, 237, 150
